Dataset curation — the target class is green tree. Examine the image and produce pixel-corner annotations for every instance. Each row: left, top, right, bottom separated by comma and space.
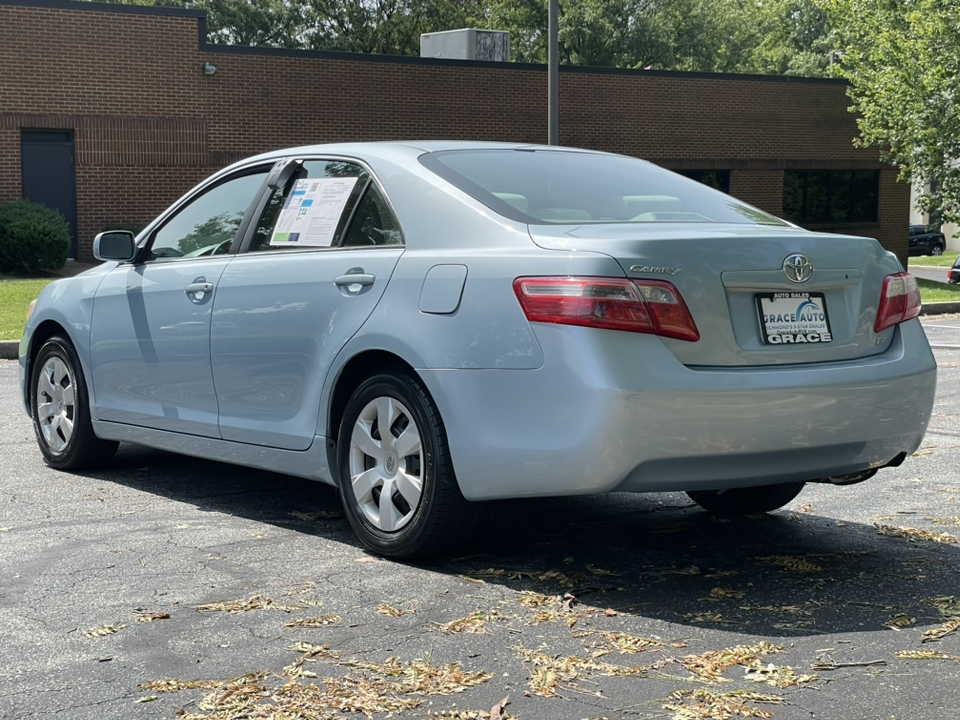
305, 0, 485, 54
750, 0, 835, 76
823, 0, 960, 225
201, 0, 305, 47
88, 0, 837, 76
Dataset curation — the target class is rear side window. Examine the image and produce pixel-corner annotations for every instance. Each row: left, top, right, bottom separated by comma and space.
420, 149, 787, 227
249, 160, 402, 252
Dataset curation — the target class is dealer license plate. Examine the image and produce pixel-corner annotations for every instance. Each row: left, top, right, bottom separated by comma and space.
757, 292, 832, 345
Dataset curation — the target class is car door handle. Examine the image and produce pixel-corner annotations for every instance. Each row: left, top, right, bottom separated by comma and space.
185, 282, 214, 295
334, 273, 375, 287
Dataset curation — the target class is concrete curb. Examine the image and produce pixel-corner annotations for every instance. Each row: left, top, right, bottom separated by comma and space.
4, 302, 958, 364
920, 301, 960, 316
0, 339, 18, 360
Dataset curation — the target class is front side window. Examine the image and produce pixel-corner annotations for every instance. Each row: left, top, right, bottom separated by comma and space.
783, 170, 879, 224
420, 149, 786, 226
249, 160, 401, 252
147, 169, 267, 262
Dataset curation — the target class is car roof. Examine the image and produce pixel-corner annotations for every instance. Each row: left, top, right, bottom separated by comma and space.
238, 140, 606, 167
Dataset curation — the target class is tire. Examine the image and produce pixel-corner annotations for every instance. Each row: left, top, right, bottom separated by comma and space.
31, 336, 118, 471
686, 482, 805, 517
931, 244, 944, 256
336, 368, 479, 558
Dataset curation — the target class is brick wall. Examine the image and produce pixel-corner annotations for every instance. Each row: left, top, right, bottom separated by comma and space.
0, 0, 908, 262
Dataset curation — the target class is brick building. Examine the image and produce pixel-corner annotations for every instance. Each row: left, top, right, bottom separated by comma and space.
0, 0, 907, 262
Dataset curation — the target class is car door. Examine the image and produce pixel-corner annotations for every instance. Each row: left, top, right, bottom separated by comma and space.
89, 166, 269, 437
210, 158, 404, 450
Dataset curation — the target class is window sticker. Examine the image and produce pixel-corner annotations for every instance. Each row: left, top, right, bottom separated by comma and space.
270, 177, 359, 247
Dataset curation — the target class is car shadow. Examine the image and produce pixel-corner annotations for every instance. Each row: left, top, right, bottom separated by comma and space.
95, 443, 960, 640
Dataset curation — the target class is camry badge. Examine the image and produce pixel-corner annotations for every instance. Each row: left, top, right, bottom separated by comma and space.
782, 254, 813, 283
629, 265, 681, 276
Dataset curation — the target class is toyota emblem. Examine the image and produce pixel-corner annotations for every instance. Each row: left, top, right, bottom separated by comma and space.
783, 254, 813, 283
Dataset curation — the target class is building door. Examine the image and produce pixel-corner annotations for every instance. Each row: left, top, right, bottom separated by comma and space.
21, 130, 78, 259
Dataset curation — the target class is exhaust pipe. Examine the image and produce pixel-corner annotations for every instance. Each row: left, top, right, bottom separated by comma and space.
814, 452, 908, 486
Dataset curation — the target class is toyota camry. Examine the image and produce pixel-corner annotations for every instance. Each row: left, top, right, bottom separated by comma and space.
19, 142, 937, 557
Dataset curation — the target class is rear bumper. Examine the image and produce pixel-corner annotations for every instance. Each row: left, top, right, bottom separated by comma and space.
420, 319, 936, 501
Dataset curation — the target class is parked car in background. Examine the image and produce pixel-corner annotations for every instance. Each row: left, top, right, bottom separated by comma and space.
949, 256, 960, 284
19, 142, 937, 558
909, 224, 946, 256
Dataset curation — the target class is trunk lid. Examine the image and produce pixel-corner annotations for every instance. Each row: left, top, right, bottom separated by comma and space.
529, 223, 901, 367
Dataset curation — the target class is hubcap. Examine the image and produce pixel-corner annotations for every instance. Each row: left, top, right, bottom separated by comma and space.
36, 356, 76, 453
349, 396, 423, 532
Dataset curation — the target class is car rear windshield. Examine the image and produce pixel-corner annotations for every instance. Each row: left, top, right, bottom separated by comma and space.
420, 149, 788, 226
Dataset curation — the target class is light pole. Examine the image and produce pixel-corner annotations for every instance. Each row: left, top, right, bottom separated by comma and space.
548, 0, 558, 145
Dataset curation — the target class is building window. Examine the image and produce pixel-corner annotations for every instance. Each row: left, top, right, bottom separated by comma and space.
679, 170, 730, 194
783, 170, 879, 224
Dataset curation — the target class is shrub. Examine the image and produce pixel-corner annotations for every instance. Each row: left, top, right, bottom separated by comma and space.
0, 201, 70, 276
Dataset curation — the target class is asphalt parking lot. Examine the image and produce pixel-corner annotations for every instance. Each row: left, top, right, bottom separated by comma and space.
3, 318, 960, 720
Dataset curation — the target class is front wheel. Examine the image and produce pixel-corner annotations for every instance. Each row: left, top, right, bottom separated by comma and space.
686, 482, 805, 516
31, 336, 118, 470
337, 368, 478, 558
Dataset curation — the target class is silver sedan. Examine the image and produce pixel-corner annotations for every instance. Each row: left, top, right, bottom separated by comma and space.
19, 142, 936, 557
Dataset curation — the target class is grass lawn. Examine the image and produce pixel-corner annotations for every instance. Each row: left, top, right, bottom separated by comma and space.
908, 252, 959, 267
917, 277, 960, 304
0, 279, 53, 341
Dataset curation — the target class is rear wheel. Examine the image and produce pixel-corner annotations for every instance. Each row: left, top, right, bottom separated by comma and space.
337, 368, 478, 558
931, 244, 945, 256
31, 336, 118, 470
686, 482, 805, 516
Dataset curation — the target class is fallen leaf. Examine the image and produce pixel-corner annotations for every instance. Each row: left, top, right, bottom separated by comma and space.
924, 596, 960, 616
284, 614, 342, 628
756, 555, 823, 573
664, 688, 784, 719
894, 650, 959, 661
490, 695, 509, 719
883, 614, 916, 630
744, 662, 818, 688
591, 630, 674, 654
436, 611, 496, 634
195, 595, 303, 613
707, 587, 746, 600
377, 603, 416, 617
515, 646, 654, 697
680, 642, 782, 683
83, 624, 126, 638
922, 617, 960, 643
682, 612, 726, 623
875, 524, 958, 544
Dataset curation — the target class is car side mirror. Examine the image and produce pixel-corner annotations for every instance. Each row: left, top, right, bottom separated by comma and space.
94, 230, 137, 262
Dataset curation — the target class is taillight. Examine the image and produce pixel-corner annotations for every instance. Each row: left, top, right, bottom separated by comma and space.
875, 272, 921, 332
513, 276, 700, 342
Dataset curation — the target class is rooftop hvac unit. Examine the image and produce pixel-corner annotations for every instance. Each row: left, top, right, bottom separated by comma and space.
420, 28, 510, 62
